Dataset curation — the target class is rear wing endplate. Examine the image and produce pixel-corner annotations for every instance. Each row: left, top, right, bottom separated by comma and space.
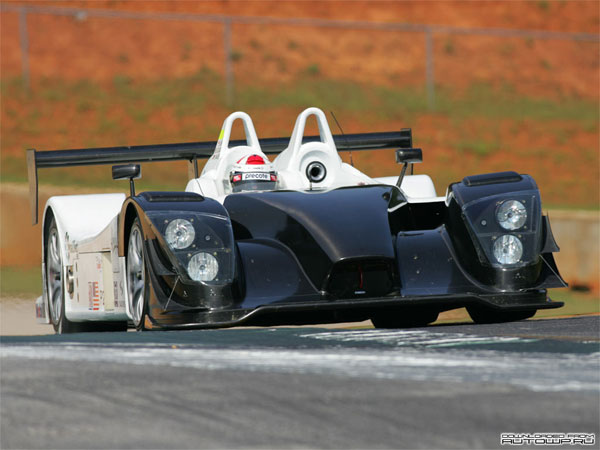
27, 129, 413, 225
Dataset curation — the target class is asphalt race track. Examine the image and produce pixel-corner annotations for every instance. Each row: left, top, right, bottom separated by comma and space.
1, 316, 599, 449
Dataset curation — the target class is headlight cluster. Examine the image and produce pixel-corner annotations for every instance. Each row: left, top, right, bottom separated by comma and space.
493, 200, 527, 264
147, 211, 235, 284
460, 192, 541, 267
164, 219, 218, 281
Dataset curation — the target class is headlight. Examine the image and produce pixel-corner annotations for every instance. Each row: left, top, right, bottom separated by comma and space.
165, 219, 195, 249
496, 200, 527, 230
493, 235, 523, 264
188, 252, 219, 282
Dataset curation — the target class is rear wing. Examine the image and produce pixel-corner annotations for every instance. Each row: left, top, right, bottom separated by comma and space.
27, 129, 413, 225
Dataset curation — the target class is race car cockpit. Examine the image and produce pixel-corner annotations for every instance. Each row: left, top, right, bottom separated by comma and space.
185, 111, 277, 199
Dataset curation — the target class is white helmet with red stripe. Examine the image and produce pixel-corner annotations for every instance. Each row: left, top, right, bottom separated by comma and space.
230, 154, 277, 193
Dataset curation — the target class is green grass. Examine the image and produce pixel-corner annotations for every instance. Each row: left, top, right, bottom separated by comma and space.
236, 79, 598, 126
536, 288, 600, 318
544, 203, 600, 212
455, 83, 591, 122
5, 75, 596, 129
0, 267, 42, 298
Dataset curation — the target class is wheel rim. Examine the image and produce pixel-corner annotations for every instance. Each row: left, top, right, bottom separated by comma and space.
47, 227, 63, 326
127, 226, 145, 327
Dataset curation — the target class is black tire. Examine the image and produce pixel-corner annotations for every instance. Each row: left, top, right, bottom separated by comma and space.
46, 217, 79, 334
371, 308, 439, 329
467, 305, 536, 324
126, 218, 149, 331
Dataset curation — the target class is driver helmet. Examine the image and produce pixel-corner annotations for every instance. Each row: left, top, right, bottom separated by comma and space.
230, 154, 277, 193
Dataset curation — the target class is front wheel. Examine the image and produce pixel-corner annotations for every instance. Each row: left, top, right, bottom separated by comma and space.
371, 308, 439, 329
126, 218, 149, 331
467, 305, 536, 324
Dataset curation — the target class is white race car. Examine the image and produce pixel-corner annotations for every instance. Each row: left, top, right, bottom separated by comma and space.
28, 107, 565, 333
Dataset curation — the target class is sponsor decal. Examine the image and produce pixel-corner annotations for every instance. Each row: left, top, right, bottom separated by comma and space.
213, 129, 224, 158
242, 172, 270, 181
501, 433, 595, 446
88, 281, 101, 311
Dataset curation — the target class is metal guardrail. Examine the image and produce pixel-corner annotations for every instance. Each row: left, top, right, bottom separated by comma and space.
2, 3, 599, 106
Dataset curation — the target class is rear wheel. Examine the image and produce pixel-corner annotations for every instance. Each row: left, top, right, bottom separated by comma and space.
371, 308, 439, 329
46, 218, 128, 333
127, 218, 149, 331
46, 218, 77, 334
467, 305, 536, 324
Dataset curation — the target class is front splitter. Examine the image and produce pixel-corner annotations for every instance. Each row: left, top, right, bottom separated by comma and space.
147, 291, 564, 330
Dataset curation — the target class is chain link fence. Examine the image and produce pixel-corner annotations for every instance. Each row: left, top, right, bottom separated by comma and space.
1, 4, 598, 106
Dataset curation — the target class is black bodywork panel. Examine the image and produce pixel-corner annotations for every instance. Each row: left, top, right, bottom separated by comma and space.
224, 186, 396, 291
121, 174, 566, 329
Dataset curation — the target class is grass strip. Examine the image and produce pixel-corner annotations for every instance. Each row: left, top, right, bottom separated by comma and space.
0, 267, 42, 299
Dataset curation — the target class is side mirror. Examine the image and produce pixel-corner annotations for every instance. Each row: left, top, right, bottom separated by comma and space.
394, 148, 422, 189
112, 164, 141, 197
395, 148, 422, 164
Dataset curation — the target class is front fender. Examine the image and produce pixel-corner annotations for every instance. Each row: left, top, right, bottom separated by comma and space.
118, 191, 239, 322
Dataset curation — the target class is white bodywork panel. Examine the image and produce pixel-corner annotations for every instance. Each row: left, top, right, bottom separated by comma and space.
38, 107, 446, 327
39, 193, 128, 323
